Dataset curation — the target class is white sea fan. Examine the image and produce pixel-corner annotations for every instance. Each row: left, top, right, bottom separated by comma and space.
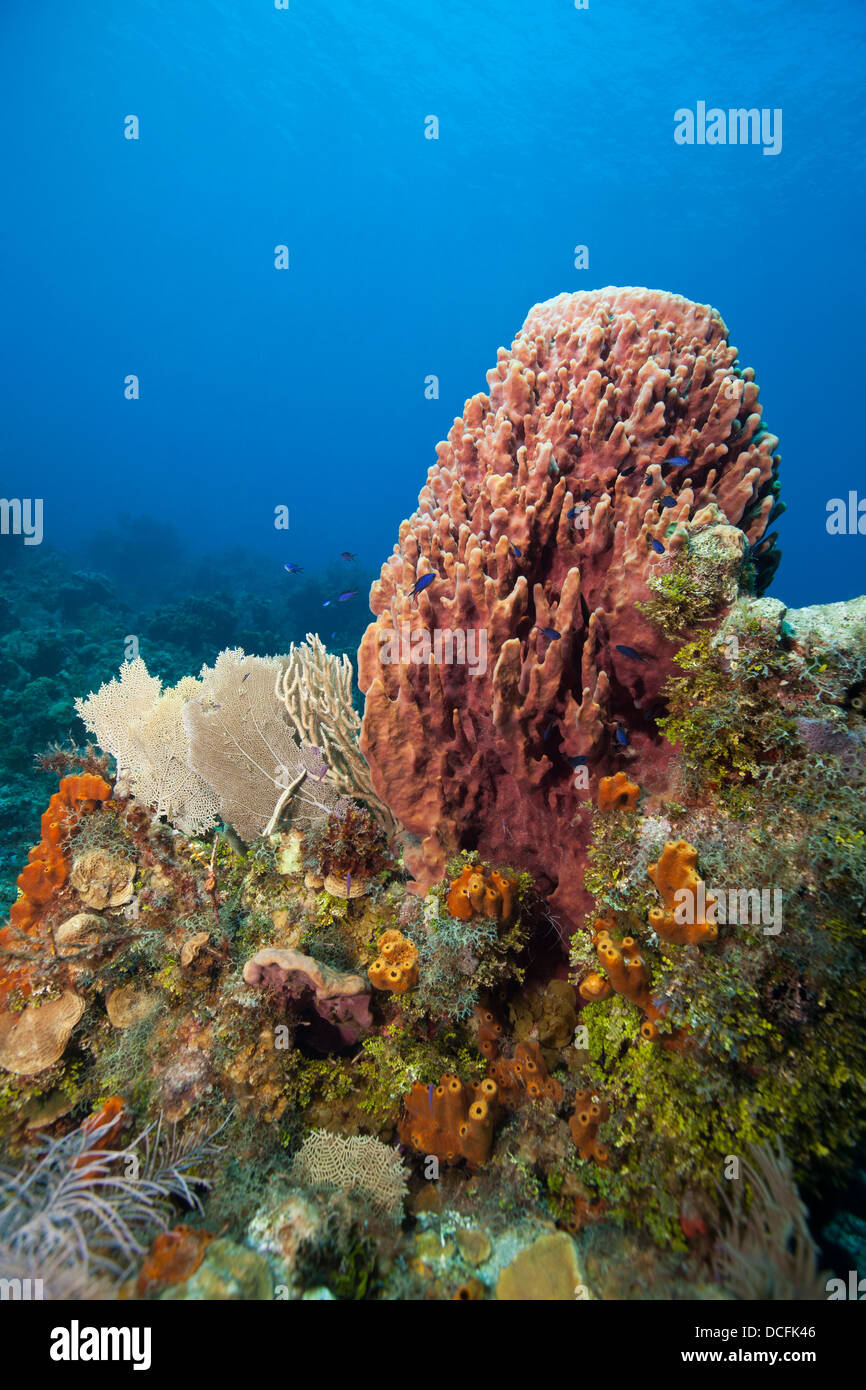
75, 662, 220, 836
290, 1129, 407, 1220
183, 648, 346, 841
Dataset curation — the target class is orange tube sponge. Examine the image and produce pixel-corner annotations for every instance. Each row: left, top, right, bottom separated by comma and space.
569, 1090, 610, 1164
471, 1005, 505, 1060
446, 864, 515, 925
581, 918, 686, 1050
648, 839, 718, 946
368, 929, 418, 993
398, 1073, 499, 1169
488, 1040, 563, 1105
598, 772, 639, 811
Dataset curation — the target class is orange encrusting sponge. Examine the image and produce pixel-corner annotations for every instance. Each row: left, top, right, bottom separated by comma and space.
1, 774, 111, 1003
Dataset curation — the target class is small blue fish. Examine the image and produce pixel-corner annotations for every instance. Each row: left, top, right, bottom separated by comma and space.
510, 542, 522, 558
649, 538, 665, 554
241, 672, 251, 682
338, 590, 358, 602
615, 645, 645, 662
543, 721, 555, 741
322, 599, 331, 607
567, 505, 586, 520
567, 754, 588, 768
283, 562, 304, 574
659, 496, 678, 509
340, 551, 357, 561
615, 723, 629, 746
410, 573, 436, 598
620, 464, 637, 477
665, 457, 690, 467
534, 626, 561, 641
428, 1083, 435, 1111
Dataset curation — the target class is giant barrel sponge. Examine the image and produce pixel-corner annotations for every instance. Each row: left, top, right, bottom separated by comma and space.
358, 288, 781, 933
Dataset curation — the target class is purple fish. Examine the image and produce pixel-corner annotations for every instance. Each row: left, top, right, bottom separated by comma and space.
615, 723, 629, 746
616, 644, 645, 661
338, 590, 358, 602
534, 625, 561, 641
665, 457, 690, 467
346, 872, 352, 895
410, 573, 435, 598
649, 538, 665, 554
428, 1082, 435, 1111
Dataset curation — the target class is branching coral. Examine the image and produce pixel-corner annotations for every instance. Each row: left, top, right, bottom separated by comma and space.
278, 634, 398, 837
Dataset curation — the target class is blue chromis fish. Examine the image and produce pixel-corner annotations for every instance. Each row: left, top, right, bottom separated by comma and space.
615, 723, 629, 746
510, 542, 522, 558
338, 590, 358, 601
534, 626, 561, 641
322, 599, 331, 607
649, 538, 665, 554
567, 505, 585, 520
410, 573, 435, 597
665, 457, 690, 467
615, 644, 646, 661
428, 1082, 435, 1111
659, 496, 678, 508
346, 872, 352, 895
567, 754, 588, 768
620, 464, 637, 477
283, 562, 304, 573
341, 551, 357, 561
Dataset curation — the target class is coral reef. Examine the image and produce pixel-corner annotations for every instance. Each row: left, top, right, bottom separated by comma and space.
0, 292, 863, 1305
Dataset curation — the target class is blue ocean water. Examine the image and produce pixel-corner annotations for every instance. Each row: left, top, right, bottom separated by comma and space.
1, 0, 864, 606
